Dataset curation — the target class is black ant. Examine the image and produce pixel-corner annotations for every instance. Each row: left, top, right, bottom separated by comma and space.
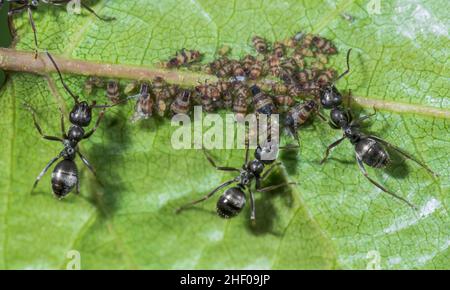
320, 106, 438, 209
176, 140, 296, 223
317, 48, 352, 109
3, 0, 115, 57
25, 52, 117, 198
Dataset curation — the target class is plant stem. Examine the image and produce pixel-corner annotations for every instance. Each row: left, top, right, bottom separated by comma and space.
0, 48, 217, 87
0, 48, 448, 119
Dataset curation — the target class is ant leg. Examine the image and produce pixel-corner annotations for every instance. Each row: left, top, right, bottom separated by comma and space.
24, 104, 63, 141
244, 127, 250, 164
369, 135, 438, 178
355, 154, 417, 210
27, 6, 38, 58
83, 110, 105, 139
46, 52, 79, 103
77, 150, 96, 176
257, 182, 297, 193
59, 108, 67, 138
7, 4, 27, 15
354, 106, 377, 124
248, 187, 256, 223
80, 2, 115, 21
175, 179, 236, 213
261, 162, 282, 180
32, 156, 61, 193
320, 136, 346, 164
202, 147, 240, 172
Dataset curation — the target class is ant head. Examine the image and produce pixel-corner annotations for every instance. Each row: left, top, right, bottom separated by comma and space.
67, 125, 85, 141
247, 160, 264, 176
216, 187, 246, 218
320, 85, 342, 109
69, 101, 92, 127
330, 107, 351, 128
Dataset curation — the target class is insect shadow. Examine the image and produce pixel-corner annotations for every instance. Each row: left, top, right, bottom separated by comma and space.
86, 109, 132, 216
245, 169, 296, 236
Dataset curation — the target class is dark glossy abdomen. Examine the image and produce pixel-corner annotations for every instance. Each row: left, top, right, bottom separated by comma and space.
216, 187, 246, 218
51, 160, 78, 198
356, 138, 389, 168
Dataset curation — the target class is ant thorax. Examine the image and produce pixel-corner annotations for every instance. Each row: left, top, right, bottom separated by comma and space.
238, 169, 255, 186
343, 126, 361, 144
62, 140, 77, 160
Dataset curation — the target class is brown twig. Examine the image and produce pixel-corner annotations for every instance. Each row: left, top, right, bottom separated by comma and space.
0, 48, 217, 87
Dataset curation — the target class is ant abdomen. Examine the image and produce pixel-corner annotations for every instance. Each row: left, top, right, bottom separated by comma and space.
356, 138, 389, 168
51, 160, 78, 199
216, 187, 246, 218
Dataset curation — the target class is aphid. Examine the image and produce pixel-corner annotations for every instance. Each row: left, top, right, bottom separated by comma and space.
6, 0, 114, 57
218, 45, 231, 56
321, 106, 437, 209
209, 57, 232, 78
311, 61, 325, 70
271, 82, 288, 95
152, 77, 177, 117
316, 69, 336, 87
286, 82, 303, 98
170, 90, 192, 115
241, 54, 256, 74
167, 49, 202, 68
176, 142, 295, 222
26, 52, 117, 198
296, 69, 316, 84
252, 36, 268, 53
296, 46, 314, 57
315, 53, 329, 64
232, 84, 249, 122
124, 81, 139, 95
300, 33, 313, 48
273, 95, 294, 110
106, 80, 121, 104
230, 60, 245, 77
285, 100, 323, 139
127, 83, 153, 122
291, 52, 305, 69
267, 54, 282, 77
272, 41, 285, 58
312, 36, 337, 54
196, 81, 221, 112
251, 85, 276, 115
84, 76, 104, 95
282, 31, 305, 48
249, 60, 264, 80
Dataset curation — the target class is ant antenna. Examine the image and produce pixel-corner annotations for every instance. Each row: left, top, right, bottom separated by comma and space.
334, 48, 352, 83
46, 52, 79, 103
80, 2, 115, 22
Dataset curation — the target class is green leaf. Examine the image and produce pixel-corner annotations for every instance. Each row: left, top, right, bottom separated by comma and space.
0, 0, 448, 269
